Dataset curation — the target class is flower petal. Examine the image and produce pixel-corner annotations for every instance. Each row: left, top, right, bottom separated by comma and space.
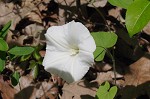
70, 58, 90, 82
67, 21, 93, 49
69, 21, 91, 41
42, 50, 70, 74
58, 54, 91, 83
78, 51, 94, 66
78, 36, 96, 53
43, 50, 77, 83
45, 21, 96, 52
45, 25, 70, 51
66, 52, 94, 83
43, 50, 93, 83
43, 21, 96, 83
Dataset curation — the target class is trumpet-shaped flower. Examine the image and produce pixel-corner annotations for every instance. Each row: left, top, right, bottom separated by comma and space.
42, 21, 96, 83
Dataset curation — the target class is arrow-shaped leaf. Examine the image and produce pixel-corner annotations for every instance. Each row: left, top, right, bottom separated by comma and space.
0, 21, 11, 38
91, 32, 117, 61
11, 71, 20, 86
0, 38, 9, 51
108, 0, 133, 9
126, 0, 150, 37
8, 46, 34, 56
0, 51, 6, 73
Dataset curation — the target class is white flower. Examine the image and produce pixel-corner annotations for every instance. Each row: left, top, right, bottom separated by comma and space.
42, 21, 96, 83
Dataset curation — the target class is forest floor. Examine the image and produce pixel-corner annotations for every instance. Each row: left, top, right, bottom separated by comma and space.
0, 0, 150, 99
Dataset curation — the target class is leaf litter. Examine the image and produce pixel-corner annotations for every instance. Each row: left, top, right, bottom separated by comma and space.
0, 0, 150, 99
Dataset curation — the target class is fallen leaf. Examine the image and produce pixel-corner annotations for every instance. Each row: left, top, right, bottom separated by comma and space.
88, 0, 107, 7
94, 62, 112, 72
14, 75, 33, 91
124, 54, 150, 86
108, 7, 125, 22
61, 80, 98, 99
14, 79, 57, 99
119, 53, 150, 99
143, 22, 150, 35
0, 75, 17, 99
92, 71, 124, 85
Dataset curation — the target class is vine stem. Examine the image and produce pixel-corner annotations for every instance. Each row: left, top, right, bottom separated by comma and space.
106, 49, 117, 85
95, 46, 117, 85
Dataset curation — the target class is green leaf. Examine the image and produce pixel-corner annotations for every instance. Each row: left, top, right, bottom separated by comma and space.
92, 32, 118, 48
108, 0, 133, 9
29, 60, 37, 69
96, 81, 110, 99
0, 51, 6, 73
91, 32, 118, 61
20, 54, 31, 62
109, 86, 118, 99
96, 81, 118, 99
33, 50, 41, 61
126, 0, 150, 37
94, 47, 106, 61
11, 71, 20, 86
0, 21, 11, 38
0, 38, 9, 51
32, 65, 39, 79
9, 54, 18, 61
8, 46, 34, 56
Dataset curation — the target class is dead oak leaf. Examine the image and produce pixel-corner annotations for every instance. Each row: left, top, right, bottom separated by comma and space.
124, 54, 150, 86
92, 71, 124, 86
0, 76, 17, 99
119, 54, 150, 99
61, 80, 98, 99
14, 75, 57, 99
143, 22, 150, 35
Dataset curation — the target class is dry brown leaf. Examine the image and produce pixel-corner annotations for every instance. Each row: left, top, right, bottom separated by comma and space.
0, 0, 44, 29
120, 82, 150, 99
61, 80, 98, 99
39, 50, 46, 57
0, 76, 17, 99
94, 62, 112, 72
14, 75, 33, 91
143, 22, 150, 35
35, 81, 57, 98
88, 0, 107, 7
56, 0, 107, 7
108, 7, 125, 22
27, 11, 42, 24
14, 79, 57, 99
124, 54, 150, 86
40, 92, 56, 99
92, 71, 124, 85
119, 53, 150, 99
0, 2, 19, 30
56, 0, 75, 6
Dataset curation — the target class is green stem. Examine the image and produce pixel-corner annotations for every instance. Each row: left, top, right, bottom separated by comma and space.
106, 49, 117, 85
96, 46, 117, 85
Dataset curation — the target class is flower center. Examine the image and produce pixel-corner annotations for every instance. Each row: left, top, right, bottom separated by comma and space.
70, 49, 79, 56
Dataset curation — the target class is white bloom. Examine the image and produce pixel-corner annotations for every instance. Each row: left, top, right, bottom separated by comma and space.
42, 21, 96, 83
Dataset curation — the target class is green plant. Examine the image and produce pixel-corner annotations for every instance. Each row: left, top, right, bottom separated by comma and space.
92, 0, 150, 98
108, 0, 150, 37
91, 32, 118, 61
91, 32, 118, 85
0, 21, 36, 86
0, 21, 11, 73
95, 81, 118, 99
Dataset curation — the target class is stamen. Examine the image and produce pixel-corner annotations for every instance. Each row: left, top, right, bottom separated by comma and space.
70, 49, 79, 56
